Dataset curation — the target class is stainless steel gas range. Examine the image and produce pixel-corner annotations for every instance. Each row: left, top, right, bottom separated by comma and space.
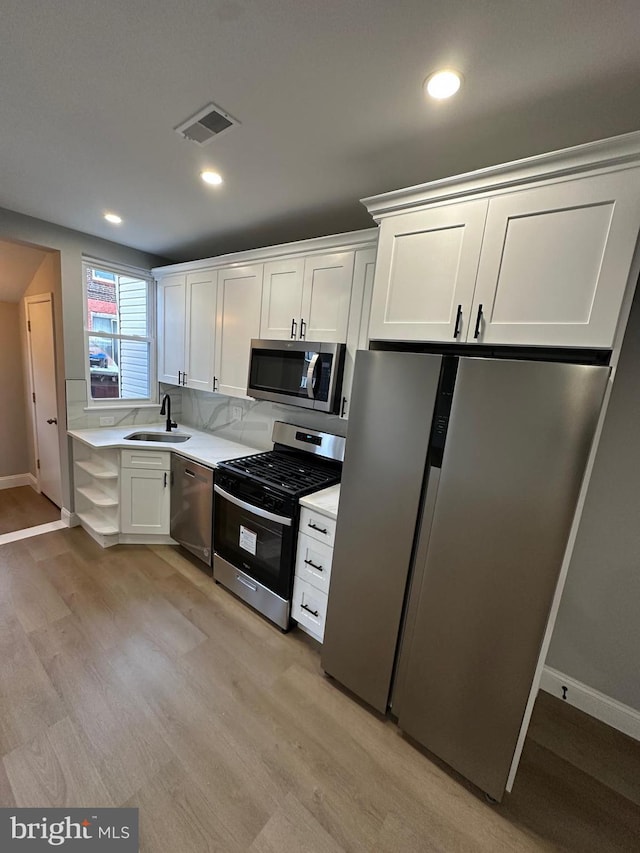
213, 422, 345, 630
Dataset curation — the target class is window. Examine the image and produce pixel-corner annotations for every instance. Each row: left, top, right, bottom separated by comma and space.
83, 259, 155, 403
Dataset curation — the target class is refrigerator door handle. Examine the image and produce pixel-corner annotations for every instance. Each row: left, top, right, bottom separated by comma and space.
473, 304, 483, 339
453, 304, 463, 338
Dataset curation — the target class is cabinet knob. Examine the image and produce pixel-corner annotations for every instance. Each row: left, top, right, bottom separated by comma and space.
46, 417, 58, 425
291, 318, 297, 339
299, 318, 306, 339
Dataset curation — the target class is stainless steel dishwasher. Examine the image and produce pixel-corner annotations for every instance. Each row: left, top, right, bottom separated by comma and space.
170, 454, 214, 572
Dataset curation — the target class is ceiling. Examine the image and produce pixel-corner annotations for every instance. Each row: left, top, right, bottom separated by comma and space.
0, 240, 50, 303
2, 1, 640, 263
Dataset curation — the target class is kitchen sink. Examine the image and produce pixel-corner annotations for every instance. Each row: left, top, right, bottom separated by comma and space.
124, 431, 192, 443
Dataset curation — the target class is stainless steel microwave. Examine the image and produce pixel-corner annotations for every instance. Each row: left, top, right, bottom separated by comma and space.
247, 339, 346, 413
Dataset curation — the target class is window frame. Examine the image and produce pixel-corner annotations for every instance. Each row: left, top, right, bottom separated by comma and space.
82, 257, 157, 408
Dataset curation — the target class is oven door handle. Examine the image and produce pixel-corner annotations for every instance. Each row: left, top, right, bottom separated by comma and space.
306, 353, 320, 399
214, 484, 293, 527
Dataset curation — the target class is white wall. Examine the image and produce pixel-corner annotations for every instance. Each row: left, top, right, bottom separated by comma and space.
547, 284, 640, 713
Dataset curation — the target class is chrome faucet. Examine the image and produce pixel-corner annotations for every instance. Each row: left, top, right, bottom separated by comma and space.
159, 393, 177, 432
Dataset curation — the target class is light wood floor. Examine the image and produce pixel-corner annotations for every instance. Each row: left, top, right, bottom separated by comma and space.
0, 527, 638, 852
0, 486, 60, 534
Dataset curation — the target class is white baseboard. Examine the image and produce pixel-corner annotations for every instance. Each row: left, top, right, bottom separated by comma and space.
0, 520, 66, 547
0, 473, 38, 491
541, 665, 640, 741
61, 508, 80, 527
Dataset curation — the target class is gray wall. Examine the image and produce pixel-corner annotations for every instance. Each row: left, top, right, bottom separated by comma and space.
0, 207, 166, 509
548, 286, 640, 712
0, 301, 29, 476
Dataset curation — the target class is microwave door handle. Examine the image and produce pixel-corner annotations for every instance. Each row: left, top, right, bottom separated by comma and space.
306, 353, 320, 399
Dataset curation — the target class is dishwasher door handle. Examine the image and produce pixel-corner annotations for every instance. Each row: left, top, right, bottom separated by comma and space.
214, 484, 292, 527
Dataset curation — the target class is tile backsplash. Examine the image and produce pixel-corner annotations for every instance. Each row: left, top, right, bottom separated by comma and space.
65, 380, 172, 430
66, 379, 346, 447
180, 388, 347, 450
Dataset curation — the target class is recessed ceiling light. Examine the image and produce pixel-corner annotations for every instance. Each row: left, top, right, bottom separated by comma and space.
104, 212, 122, 224
425, 69, 463, 100
201, 170, 223, 186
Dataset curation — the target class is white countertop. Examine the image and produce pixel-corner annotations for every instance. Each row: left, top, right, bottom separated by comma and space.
68, 424, 261, 469
299, 484, 340, 519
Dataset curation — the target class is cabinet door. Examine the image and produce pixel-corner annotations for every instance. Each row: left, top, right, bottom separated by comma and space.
185, 270, 218, 391
368, 200, 488, 342
260, 258, 304, 340
215, 264, 263, 398
340, 247, 376, 419
157, 274, 186, 385
300, 252, 355, 342
120, 468, 170, 534
470, 169, 640, 347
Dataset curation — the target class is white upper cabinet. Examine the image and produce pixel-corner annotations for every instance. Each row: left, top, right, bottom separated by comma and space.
260, 258, 305, 340
184, 271, 218, 390
368, 200, 488, 343
154, 229, 377, 408
157, 270, 217, 390
216, 264, 263, 398
301, 252, 355, 342
157, 274, 186, 385
470, 171, 640, 347
364, 133, 640, 350
260, 251, 355, 343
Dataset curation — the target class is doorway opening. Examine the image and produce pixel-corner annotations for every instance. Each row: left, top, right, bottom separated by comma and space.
0, 238, 65, 541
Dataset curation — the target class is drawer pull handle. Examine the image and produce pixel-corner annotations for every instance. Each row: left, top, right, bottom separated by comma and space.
236, 575, 258, 592
308, 522, 328, 534
304, 558, 323, 571
301, 602, 319, 617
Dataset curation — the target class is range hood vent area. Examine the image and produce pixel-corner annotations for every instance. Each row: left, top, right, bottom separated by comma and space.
174, 102, 239, 145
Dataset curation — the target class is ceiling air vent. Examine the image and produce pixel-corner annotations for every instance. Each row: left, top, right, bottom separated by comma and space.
174, 103, 239, 145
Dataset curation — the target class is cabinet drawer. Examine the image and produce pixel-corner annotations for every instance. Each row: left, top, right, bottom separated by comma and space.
292, 577, 328, 642
299, 507, 336, 547
121, 449, 171, 470
295, 533, 333, 594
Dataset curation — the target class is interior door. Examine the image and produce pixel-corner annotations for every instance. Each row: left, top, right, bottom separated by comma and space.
26, 294, 62, 507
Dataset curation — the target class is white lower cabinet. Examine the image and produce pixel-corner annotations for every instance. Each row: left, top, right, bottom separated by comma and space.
292, 511, 336, 642
120, 452, 171, 535
292, 577, 328, 641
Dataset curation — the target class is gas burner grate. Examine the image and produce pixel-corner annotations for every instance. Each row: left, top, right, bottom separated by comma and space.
220, 451, 340, 496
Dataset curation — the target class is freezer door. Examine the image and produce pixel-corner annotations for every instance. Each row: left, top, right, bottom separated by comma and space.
321, 350, 442, 712
396, 357, 609, 800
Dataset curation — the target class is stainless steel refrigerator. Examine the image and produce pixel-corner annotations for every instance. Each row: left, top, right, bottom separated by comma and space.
321, 350, 609, 801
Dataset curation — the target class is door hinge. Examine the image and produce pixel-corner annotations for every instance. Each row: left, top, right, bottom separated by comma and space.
27, 320, 31, 332
37, 458, 40, 470
32, 392, 36, 403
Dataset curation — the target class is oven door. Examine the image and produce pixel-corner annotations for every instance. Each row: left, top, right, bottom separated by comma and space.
213, 484, 295, 600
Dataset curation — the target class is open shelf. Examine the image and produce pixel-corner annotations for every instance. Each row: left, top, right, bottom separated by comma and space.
76, 485, 118, 508
77, 510, 119, 536
75, 459, 118, 480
